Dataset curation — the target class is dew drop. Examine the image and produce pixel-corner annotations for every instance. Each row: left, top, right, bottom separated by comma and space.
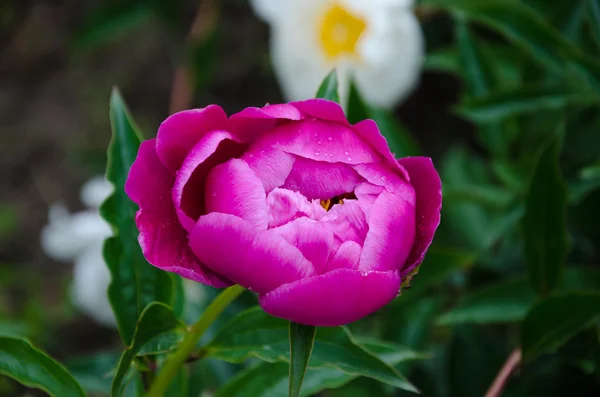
317, 140, 322, 145
260, 150, 265, 155
328, 136, 333, 141
212, 193, 217, 197
315, 151, 321, 156
344, 151, 349, 155
381, 176, 387, 181
314, 133, 318, 137
347, 157, 352, 161
249, 153, 254, 158
329, 153, 333, 157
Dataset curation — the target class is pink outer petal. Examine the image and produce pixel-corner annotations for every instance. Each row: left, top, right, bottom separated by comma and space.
320, 200, 369, 246
242, 146, 296, 193
205, 158, 268, 230
229, 104, 303, 143
352, 119, 408, 176
283, 157, 361, 200
354, 182, 384, 217
266, 188, 326, 228
156, 106, 230, 173
324, 241, 362, 272
271, 218, 335, 274
397, 157, 442, 276
125, 139, 231, 287
290, 99, 349, 125
259, 119, 381, 165
259, 268, 401, 326
359, 189, 416, 272
353, 162, 411, 196
190, 213, 316, 294
172, 130, 247, 232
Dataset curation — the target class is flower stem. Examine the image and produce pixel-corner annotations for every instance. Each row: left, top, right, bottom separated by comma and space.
484, 348, 522, 397
145, 284, 245, 397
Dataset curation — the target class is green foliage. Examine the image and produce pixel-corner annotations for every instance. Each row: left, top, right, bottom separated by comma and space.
315, 69, 341, 103
521, 292, 600, 361
215, 339, 425, 397
0, 336, 85, 397
205, 307, 418, 392
112, 303, 183, 396
102, 88, 175, 344
522, 132, 569, 296
288, 323, 317, 397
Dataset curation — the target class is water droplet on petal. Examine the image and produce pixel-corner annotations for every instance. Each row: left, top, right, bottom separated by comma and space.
260, 150, 265, 155
315, 151, 320, 156
329, 153, 333, 157
328, 136, 333, 141
314, 133, 318, 137
381, 176, 387, 181
212, 193, 216, 197
317, 140, 322, 145
249, 153, 254, 158
347, 157, 352, 161
344, 151, 349, 155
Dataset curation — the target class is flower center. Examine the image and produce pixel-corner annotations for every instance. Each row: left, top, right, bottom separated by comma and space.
319, 3, 366, 59
320, 192, 357, 211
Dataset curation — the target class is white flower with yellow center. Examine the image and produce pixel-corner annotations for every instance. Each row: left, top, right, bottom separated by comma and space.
251, 0, 424, 108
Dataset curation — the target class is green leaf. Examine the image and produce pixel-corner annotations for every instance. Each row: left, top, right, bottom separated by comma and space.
521, 291, 600, 361
437, 278, 536, 325
423, 0, 574, 70
111, 303, 184, 397
347, 80, 420, 157
102, 88, 174, 344
437, 268, 600, 325
589, 0, 600, 48
400, 247, 477, 298
522, 131, 569, 296
289, 323, 317, 397
205, 307, 416, 392
214, 339, 424, 397
0, 336, 85, 397
67, 351, 121, 396
455, 17, 509, 155
423, 0, 600, 94
315, 70, 340, 103
457, 84, 598, 123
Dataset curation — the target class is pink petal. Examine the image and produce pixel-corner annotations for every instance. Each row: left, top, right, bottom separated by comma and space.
271, 218, 335, 274
156, 106, 230, 173
229, 103, 303, 143
125, 139, 231, 287
291, 99, 349, 125
320, 200, 369, 246
205, 158, 268, 230
397, 157, 442, 276
354, 182, 384, 217
259, 268, 401, 326
353, 119, 407, 174
242, 146, 295, 193
359, 189, 416, 272
353, 162, 411, 194
324, 241, 362, 272
259, 119, 381, 165
172, 130, 246, 231
266, 188, 326, 228
190, 213, 315, 294
283, 157, 361, 200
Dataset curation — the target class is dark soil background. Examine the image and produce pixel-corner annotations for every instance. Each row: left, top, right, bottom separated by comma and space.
0, 0, 467, 370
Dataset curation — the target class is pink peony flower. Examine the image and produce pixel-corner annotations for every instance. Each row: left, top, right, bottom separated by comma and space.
125, 99, 441, 326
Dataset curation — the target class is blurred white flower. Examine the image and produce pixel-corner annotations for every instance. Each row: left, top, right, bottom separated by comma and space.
41, 176, 115, 327
250, 0, 424, 108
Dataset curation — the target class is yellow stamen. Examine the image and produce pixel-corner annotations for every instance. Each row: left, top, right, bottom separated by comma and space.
319, 3, 366, 59
320, 199, 332, 211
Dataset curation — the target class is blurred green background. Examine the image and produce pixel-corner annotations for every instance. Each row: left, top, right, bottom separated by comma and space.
1, 0, 600, 396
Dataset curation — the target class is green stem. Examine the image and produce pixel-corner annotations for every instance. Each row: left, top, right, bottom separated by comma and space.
145, 284, 245, 397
